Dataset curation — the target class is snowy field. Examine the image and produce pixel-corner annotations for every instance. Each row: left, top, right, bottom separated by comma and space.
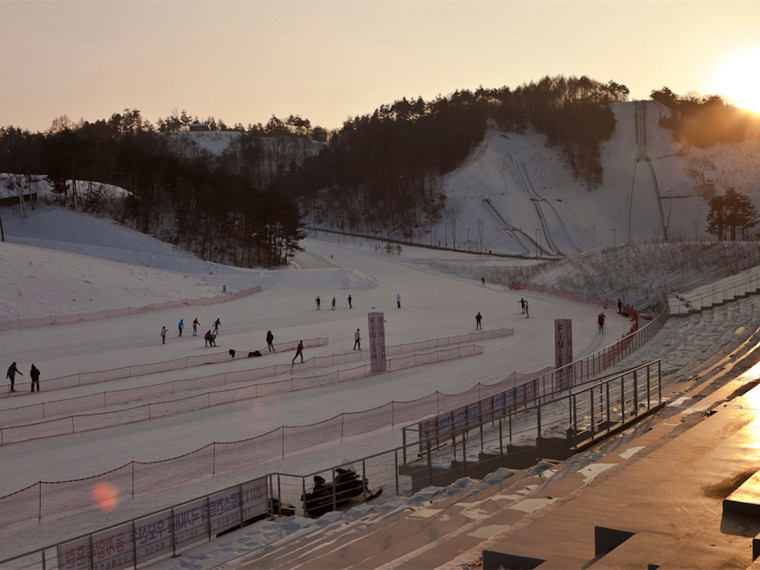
0, 205, 634, 562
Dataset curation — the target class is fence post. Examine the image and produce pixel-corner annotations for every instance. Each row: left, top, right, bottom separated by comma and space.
395, 450, 399, 495
499, 418, 504, 457
132, 520, 138, 568
606, 382, 611, 432
427, 438, 433, 487
590, 387, 595, 436
657, 360, 662, 403
171, 506, 177, 558
402, 428, 407, 464
572, 394, 578, 450
463, 433, 467, 477
633, 370, 639, 416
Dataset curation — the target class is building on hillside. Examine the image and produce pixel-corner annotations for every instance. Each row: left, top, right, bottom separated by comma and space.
189, 123, 210, 132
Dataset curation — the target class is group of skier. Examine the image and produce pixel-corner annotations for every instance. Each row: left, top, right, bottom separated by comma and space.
317, 295, 354, 310
161, 317, 222, 345
6, 362, 40, 393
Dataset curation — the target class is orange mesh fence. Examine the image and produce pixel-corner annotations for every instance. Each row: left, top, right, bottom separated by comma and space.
0, 286, 262, 332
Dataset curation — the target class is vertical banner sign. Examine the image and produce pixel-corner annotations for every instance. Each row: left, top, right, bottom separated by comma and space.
555, 319, 573, 391
368, 312, 387, 372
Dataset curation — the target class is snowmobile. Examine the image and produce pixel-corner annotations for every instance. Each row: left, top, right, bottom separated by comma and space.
302, 467, 383, 518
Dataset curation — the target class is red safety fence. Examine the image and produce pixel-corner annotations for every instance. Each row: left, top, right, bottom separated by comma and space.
0, 329, 513, 429
0, 344, 490, 527
0, 344, 487, 447
0, 285, 262, 332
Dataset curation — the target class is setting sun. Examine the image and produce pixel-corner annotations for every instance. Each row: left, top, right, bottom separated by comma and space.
710, 48, 760, 114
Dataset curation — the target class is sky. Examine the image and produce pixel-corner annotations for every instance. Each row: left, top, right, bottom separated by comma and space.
2, 1, 760, 134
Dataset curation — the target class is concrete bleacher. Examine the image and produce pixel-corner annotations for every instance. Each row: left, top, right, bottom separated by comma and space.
199, 290, 760, 569
220, 364, 760, 568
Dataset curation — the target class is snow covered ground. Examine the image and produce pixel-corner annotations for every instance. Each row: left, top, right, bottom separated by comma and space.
2, 102, 760, 564
0, 203, 636, 561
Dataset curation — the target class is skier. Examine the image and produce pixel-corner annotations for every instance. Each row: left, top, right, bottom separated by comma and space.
178, 318, 184, 337
481, 277, 485, 287
160, 326, 167, 344
6, 361, 22, 393
475, 312, 482, 330
347, 294, 353, 309
192, 318, 200, 336
30, 364, 40, 392
291, 340, 304, 367
266, 330, 275, 352
353, 328, 361, 350
204, 330, 217, 347
212, 318, 221, 334
396, 294, 401, 309
598, 311, 606, 333
331, 297, 336, 311
617, 298, 623, 314
525, 300, 530, 319
520, 298, 526, 314
315, 296, 321, 310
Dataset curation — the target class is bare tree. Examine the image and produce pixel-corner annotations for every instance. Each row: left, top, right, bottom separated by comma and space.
444, 201, 463, 249
476, 218, 485, 252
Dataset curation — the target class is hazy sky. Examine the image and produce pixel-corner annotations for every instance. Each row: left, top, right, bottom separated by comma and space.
2, 0, 760, 133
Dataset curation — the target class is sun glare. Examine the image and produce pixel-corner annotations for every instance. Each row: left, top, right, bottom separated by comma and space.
711, 48, 760, 114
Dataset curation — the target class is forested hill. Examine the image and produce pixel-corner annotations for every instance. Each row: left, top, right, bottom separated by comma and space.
2, 75, 759, 265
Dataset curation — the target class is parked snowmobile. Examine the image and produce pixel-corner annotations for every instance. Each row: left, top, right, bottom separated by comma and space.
302, 467, 383, 518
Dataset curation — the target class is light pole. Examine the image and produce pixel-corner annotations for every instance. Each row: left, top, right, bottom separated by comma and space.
467, 228, 471, 252
612, 228, 616, 245
535, 229, 540, 259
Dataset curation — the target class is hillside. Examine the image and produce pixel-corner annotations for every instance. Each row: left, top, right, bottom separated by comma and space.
164, 101, 760, 258
440, 101, 760, 256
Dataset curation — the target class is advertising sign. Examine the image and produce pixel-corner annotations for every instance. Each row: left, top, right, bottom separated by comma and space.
368, 312, 386, 372
555, 319, 573, 390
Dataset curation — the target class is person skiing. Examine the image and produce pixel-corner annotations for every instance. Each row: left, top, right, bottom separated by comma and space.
396, 294, 401, 309
315, 296, 321, 310
160, 326, 167, 344
6, 361, 22, 392
475, 312, 482, 330
520, 298, 526, 314
617, 298, 623, 314
212, 318, 221, 334
331, 297, 336, 311
347, 294, 353, 309
178, 318, 184, 337
291, 340, 304, 367
525, 300, 530, 318
204, 330, 217, 347
598, 311, 606, 333
30, 364, 40, 392
353, 328, 361, 350
266, 330, 275, 352
192, 318, 201, 336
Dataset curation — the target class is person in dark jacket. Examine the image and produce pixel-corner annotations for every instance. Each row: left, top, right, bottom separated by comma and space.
353, 328, 361, 350
266, 330, 275, 352
6, 361, 22, 392
30, 364, 41, 392
291, 340, 304, 367
475, 312, 482, 330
